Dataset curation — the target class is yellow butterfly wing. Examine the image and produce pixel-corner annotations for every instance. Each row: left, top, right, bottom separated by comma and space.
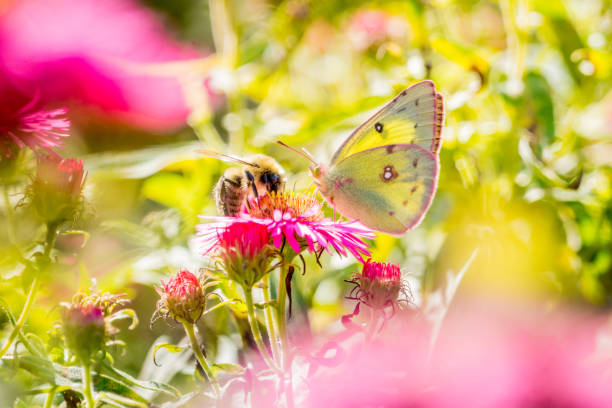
331, 80, 444, 164
321, 144, 439, 235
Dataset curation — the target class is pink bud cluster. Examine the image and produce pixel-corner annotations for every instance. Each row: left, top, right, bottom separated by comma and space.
348, 260, 403, 310
156, 270, 206, 324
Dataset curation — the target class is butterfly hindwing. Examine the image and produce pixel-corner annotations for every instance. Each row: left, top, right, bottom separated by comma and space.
330, 81, 443, 164
324, 144, 439, 235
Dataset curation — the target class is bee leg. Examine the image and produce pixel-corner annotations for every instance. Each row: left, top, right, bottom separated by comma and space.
245, 170, 260, 207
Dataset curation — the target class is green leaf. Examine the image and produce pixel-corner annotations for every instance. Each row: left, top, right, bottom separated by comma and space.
96, 392, 149, 408
203, 298, 241, 316
430, 34, 489, 77
108, 308, 139, 330
524, 71, 555, 149
59, 230, 90, 248
153, 343, 184, 366
211, 363, 245, 376
84, 141, 203, 179
254, 301, 277, 309
100, 359, 181, 398
93, 374, 148, 403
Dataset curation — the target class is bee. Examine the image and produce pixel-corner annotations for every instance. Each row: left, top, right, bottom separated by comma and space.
199, 150, 286, 216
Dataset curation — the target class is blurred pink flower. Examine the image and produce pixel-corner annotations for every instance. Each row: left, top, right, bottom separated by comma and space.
0, 0, 213, 131
0, 78, 69, 156
347, 9, 407, 51
306, 304, 612, 408
194, 192, 375, 261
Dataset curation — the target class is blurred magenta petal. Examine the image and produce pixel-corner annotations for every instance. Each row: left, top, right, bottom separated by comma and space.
0, 75, 70, 156
306, 304, 612, 408
0, 0, 208, 131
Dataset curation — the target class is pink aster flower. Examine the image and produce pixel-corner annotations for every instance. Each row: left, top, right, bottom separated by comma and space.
194, 192, 375, 262
0, 79, 70, 157
214, 221, 275, 287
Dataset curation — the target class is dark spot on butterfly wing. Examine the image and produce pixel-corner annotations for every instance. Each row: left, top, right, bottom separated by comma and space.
374, 122, 384, 133
380, 165, 399, 182
411, 186, 417, 194
385, 144, 396, 154
415, 98, 419, 106
413, 158, 418, 168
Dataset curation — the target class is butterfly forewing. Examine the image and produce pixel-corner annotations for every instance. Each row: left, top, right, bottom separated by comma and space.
324, 144, 438, 235
331, 81, 443, 164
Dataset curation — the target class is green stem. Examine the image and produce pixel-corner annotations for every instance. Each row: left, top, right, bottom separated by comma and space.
262, 274, 280, 364
0, 274, 40, 358
82, 362, 95, 408
0, 222, 58, 358
44, 387, 56, 408
181, 320, 221, 397
3, 186, 16, 245
243, 286, 279, 372
43, 221, 59, 259
276, 263, 289, 371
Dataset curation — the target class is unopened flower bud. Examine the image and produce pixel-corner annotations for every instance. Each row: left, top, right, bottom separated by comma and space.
29, 155, 85, 225
156, 270, 205, 324
62, 303, 105, 362
354, 260, 402, 309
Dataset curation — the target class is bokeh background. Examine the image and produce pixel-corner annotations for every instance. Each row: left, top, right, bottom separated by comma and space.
1, 0, 611, 403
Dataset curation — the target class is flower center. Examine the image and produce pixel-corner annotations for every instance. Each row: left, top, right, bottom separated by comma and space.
247, 192, 324, 222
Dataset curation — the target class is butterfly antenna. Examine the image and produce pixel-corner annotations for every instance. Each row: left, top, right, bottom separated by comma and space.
197, 149, 260, 168
277, 141, 317, 165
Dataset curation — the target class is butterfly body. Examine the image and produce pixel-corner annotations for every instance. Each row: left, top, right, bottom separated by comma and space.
308, 80, 444, 235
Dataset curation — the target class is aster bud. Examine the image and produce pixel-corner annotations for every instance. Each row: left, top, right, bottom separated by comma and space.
155, 270, 205, 324
60, 291, 130, 361
29, 155, 85, 225
62, 303, 105, 362
352, 260, 402, 309
216, 221, 274, 288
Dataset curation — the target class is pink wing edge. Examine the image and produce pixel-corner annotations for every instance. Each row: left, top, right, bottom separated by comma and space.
431, 91, 445, 154
397, 143, 440, 234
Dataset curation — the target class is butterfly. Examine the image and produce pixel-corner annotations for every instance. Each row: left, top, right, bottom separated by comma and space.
280, 80, 443, 235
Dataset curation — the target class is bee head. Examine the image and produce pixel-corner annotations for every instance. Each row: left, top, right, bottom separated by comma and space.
260, 171, 283, 193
